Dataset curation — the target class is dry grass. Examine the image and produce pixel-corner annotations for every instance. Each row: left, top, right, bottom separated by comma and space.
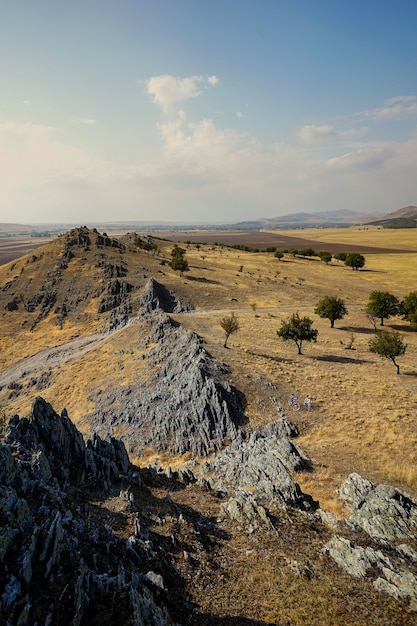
2, 228, 417, 624
1, 229, 417, 511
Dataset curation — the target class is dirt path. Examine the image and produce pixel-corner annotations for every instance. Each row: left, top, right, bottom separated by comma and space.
0, 304, 365, 390
0, 334, 105, 389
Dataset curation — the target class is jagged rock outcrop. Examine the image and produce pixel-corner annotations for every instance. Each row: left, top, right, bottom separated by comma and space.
205, 429, 315, 510
220, 490, 274, 529
0, 398, 181, 625
139, 278, 189, 314
87, 312, 243, 456
323, 473, 417, 611
338, 472, 417, 540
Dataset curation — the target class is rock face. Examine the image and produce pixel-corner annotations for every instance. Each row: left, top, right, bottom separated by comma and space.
206, 429, 315, 510
0, 398, 180, 626
338, 472, 417, 540
87, 310, 243, 456
139, 277, 189, 315
323, 473, 417, 611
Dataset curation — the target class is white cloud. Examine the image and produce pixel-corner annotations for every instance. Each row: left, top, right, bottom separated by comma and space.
360, 95, 417, 121
325, 147, 393, 170
71, 118, 97, 124
144, 74, 219, 111
296, 124, 338, 143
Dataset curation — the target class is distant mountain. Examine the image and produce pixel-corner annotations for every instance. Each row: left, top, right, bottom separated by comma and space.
234, 209, 381, 229
366, 205, 417, 228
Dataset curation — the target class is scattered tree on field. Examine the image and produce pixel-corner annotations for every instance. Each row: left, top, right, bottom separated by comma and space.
345, 253, 365, 270
366, 291, 399, 326
318, 251, 332, 264
401, 291, 417, 327
220, 312, 240, 348
274, 250, 284, 261
170, 245, 189, 276
277, 312, 318, 354
298, 248, 316, 257
369, 330, 407, 375
334, 252, 347, 262
314, 295, 348, 328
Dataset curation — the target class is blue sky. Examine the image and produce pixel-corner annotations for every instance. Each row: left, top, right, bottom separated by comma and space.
1, 0, 417, 224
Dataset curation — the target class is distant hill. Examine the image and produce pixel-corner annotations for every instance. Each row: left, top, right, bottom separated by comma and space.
234, 209, 381, 229
366, 205, 417, 228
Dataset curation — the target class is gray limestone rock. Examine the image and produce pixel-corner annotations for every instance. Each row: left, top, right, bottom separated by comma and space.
339, 473, 417, 540
87, 313, 243, 456
0, 398, 181, 626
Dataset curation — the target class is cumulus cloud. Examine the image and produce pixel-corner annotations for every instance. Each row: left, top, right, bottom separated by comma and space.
325, 147, 393, 170
360, 95, 417, 121
296, 124, 338, 143
144, 74, 219, 111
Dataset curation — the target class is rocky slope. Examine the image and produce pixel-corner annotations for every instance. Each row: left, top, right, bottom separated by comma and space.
1, 227, 417, 624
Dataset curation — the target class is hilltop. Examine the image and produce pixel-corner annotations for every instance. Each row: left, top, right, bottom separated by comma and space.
1, 226, 417, 624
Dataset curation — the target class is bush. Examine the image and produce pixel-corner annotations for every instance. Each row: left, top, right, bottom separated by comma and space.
318, 251, 332, 264
345, 253, 365, 270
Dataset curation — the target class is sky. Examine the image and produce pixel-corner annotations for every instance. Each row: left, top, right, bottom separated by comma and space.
1, 0, 417, 224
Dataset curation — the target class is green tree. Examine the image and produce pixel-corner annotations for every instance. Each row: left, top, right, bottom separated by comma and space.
170, 255, 189, 275
314, 295, 348, 328
171, 245, 186, 259
220, 312, 240, 348
277, 312, 318, 354
345, 253, 365, 270
274, 250, 284, 261
334, 252, 347, 262
318, 251, 332, 264
369, 330, 407, 375
401, 291, 417, 327
298, 248, 315, 257
170, 245, 189, 275
366, 291, 399, 326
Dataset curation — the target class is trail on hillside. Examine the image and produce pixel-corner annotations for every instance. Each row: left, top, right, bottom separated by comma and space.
0, 304, 365, 391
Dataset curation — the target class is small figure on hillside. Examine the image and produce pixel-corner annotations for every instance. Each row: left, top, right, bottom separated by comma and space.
303, 395, 311, 411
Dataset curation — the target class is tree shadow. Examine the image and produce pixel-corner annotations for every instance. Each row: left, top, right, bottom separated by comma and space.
246, 349, 295, 365
313, 354, 371, 365
187, 275, 221, 285
388, 324, 417, 333
404, 371, 417, 377
339, 325, 375, 334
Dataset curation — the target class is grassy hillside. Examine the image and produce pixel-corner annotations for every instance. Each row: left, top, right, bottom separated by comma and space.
1, 226, 416, 518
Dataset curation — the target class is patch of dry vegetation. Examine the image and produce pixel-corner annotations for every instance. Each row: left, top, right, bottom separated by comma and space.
1, 227, 417, 624
1, 228, 417, 513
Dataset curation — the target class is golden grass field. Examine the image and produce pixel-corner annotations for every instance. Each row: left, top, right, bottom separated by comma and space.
2, 226, 417, 625
1, 226, 416, 517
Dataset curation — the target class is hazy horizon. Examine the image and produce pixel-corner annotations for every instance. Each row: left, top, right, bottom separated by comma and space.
2, 1, 417, 224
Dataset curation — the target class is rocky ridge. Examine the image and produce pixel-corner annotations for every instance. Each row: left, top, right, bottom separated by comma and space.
85, 279, 243, 456
1, 230, 417, 623
0, 397, 182, 625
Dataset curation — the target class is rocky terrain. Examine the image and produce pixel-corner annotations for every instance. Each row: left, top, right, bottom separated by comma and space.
1, 227, 417, 624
